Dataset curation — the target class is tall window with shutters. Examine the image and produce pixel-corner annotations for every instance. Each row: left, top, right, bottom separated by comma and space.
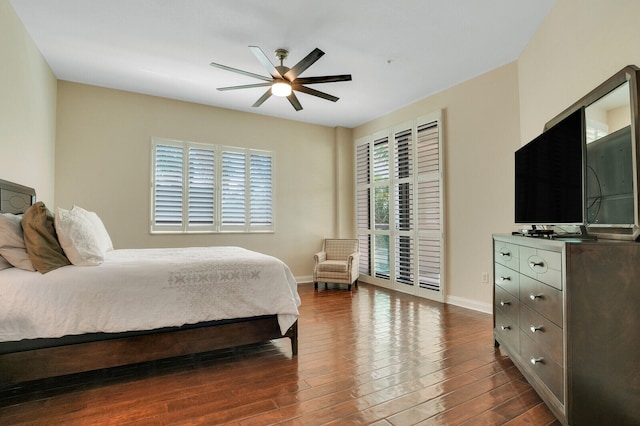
151, 138, 274, 233
355, 111, 444, 302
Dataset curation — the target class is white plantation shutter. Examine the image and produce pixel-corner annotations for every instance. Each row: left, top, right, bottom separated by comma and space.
419, 237, 441, 291
417, 180, 440, 231
374, 234, 390, 279
373, 137, 389, 181
250, 153, 273, 227
188, 147, 215, 226
395, 182, 413, 231
394, 187, 414, 287
153, 143, 184, 229
356, 188, 370, 230
393, 126, 413, 286
394, 127, 413, 232
355, 111, 444, 302
372, 136, 390, 279
416, 119, 442, 294
221, 150, 246, 227
356, 143, 370, 186
358, 234, 371, 275
394, 129, 413, 179
396, 235, 413, 285
220, 149, 274, 231
417, 122, 440, 175
356, 142, 372, 276
151, 138, 274, 233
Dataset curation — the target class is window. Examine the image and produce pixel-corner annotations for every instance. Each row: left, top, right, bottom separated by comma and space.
355, 111, 444, 302
151, 138, 274, 233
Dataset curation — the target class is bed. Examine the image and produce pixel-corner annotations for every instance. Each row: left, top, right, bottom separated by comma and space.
0, 179, 300, 387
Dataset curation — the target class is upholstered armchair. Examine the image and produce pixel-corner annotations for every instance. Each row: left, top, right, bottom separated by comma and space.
313, 239, 360, 290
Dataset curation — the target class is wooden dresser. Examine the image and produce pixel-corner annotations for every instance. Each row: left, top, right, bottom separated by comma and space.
493, 234, 640, 425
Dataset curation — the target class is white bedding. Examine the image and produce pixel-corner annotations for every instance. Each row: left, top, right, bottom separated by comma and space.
0, 246, 300, 343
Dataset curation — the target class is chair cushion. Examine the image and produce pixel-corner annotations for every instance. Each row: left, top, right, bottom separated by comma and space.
317, 260, 349, 273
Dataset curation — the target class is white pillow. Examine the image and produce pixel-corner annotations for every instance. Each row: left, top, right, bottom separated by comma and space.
0, 213, 36, 271
73, 206, 113, 252
55, 207, 105, 266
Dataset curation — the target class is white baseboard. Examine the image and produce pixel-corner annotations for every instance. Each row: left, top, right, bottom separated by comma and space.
295, 275, 492, 315
295, 275, 313, 284
445, 295, 492, 315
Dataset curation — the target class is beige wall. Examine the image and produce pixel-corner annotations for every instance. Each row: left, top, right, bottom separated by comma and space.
354, 62, 521, 311
518, 0, 640, 143
0, 1, 57, 204
55, 82, 341, 278
334, 126, 355, 238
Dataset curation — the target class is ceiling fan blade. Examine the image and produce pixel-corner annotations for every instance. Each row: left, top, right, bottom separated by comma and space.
287, 92, 303, 111
293, 85, 339, 102
294, 75, 352, 85
217, 82, 272, 91
252, 89, 273, 107
284, 48, 324, 81
249, 46, 283, 79
210, 62, 272, 82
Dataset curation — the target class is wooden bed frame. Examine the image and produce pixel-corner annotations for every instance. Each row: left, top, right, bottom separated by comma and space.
0, 179, 298, 387
0, 318, 297, 386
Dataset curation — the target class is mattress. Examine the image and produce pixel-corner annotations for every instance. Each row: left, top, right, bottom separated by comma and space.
0, 246, 300, 343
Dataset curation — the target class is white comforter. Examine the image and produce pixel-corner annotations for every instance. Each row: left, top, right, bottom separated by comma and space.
0, 247, 300, 342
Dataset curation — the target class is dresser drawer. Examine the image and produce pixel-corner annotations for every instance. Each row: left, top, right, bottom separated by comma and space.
520, 274, 563, 327
494, 263, 519, 296
494, 241, 519, 271
520, 331, 564, 404
495, 285, 519, 324
495, 307, 519, 352
520, 304, 563, 365
519, 246, 562, 290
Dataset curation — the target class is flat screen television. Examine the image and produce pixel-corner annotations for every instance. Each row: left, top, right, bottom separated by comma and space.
515, 108, 585, 226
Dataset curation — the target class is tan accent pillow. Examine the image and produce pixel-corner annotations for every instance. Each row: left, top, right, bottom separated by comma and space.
21, 202, 71, 274
0, 213, 36, 271
0, 255, 12, 271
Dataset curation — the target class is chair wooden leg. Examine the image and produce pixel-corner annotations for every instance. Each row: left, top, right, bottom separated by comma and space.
325, 283, 328, 290
314, 282, 318, 289
348, 284, 352, 291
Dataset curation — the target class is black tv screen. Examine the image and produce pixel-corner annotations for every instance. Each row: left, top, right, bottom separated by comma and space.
515, 108, 584, 225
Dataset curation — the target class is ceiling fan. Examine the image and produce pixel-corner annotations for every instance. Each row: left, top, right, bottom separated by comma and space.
210, 46, 352, 111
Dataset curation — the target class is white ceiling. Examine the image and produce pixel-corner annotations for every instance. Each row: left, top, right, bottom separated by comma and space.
10, 0, 556, 128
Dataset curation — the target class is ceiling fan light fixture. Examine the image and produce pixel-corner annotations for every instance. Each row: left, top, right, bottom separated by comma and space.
272, 81, 292, 97
211, 46, 351, 111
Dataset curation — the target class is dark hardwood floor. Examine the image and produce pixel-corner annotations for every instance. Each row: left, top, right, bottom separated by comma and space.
0, 283, 560, 425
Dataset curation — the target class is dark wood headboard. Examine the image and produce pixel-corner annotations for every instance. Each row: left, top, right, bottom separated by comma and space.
0, 179, 35, 214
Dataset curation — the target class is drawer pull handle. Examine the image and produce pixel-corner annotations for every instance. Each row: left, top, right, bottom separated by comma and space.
530, 261, 544, 268
530, 325, 544, 333
530, 357, 545, 365
501, 325, 511, 331
500, 276, 511, 282
499, 251, 511, 257
500, 300, 511, 306
529, 293, 543, 301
